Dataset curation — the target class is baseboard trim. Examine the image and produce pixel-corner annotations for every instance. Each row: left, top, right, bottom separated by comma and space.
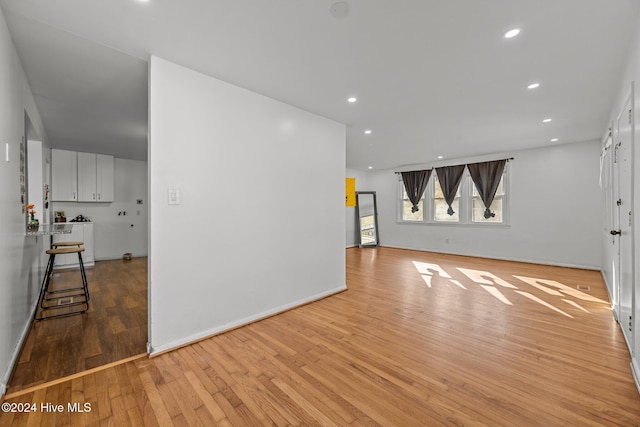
1, 298, 38, 401
632, 358, 640, 396
149, 284, 347, 356
379, 244, 600, 271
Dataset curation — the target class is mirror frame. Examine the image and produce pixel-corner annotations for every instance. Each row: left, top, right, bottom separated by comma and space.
355, 191, 379, 248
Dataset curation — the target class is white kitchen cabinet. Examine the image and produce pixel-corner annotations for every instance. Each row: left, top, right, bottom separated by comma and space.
96, 154, 114, 202
52, 223, 95, 269
51, 149, 78, 201
77, 152, 97, 201
55, 151, 114, 202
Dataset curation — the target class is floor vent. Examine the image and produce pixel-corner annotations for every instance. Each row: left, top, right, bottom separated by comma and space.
58, 297, 73, 305
576, 284, 591, 291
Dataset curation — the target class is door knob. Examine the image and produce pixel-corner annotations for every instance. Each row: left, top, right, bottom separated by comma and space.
610, 229, 622, 235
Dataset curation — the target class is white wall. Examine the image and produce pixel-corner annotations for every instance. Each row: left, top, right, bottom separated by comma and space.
368, 141, 602, 269
54, 158, 148, 260
346, 168, 369, 247
606, 9, 640, 390
0, 7, 49, 398
148, 57, 346, 353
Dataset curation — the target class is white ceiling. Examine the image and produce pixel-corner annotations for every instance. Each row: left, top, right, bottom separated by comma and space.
1, 0, 638, 170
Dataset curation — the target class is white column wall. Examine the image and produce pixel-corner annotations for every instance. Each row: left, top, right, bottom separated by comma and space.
148, 57, 346, 353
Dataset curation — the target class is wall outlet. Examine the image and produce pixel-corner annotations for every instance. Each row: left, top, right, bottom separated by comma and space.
137, 199, 143, 205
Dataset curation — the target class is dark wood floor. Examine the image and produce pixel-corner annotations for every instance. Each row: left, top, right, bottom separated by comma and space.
7, 257, 148, 393
2, 248, 640, 426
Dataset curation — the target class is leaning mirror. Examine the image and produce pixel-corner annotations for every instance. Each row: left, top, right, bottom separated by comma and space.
355, 191, 379, 247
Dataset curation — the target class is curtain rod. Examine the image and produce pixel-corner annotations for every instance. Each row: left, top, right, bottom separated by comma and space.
394, 157, 514, 174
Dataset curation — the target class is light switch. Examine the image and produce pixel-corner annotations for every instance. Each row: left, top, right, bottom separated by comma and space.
168, 188, 180, 205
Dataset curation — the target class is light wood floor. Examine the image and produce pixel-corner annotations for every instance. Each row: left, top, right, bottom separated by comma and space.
7, 257, 148, 393
2, 247, 639, 426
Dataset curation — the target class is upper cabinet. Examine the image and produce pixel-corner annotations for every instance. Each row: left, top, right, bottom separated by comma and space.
96, 154, 114, 202
51, 149, 78, 201
77, 153, 114, 202
52, 149, 114, 202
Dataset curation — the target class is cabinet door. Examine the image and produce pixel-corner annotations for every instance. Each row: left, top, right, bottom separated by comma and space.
96, 154, 114, 202
77, 152, 97, 201
51, 149, 78, 201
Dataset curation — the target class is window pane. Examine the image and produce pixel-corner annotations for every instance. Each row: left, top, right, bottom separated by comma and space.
434, 176, 460, 199
434, 199, 459, 222
472, 198, 503, 223
403, 200, 424, 221
472, 175, 504, 197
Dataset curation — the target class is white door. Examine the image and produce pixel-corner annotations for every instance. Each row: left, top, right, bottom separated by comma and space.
613, 93, 634, 350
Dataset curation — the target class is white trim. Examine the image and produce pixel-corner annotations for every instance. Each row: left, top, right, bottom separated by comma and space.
379, 244, 600, 271
600, 270, 618, 321
149, 285, 347, 355
346, 244, 358, 248
632, 358, 640, 396
1, 299, 38, 400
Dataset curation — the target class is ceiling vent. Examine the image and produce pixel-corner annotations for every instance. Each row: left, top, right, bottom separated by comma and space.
330, 2, 350, 19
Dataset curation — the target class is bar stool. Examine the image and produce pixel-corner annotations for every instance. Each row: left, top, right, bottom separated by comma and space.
34, 241, 89, 320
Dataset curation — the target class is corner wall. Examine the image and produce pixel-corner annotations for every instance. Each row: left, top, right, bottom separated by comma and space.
148, 57, 346, 353
0, 7, 49, 397
368, 141, 602, 269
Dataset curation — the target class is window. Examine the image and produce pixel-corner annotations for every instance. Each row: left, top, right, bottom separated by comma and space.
433, 175, 460, 222
472, 176, 504, 223
398, 166, 508, 225
402, 188, 424, 221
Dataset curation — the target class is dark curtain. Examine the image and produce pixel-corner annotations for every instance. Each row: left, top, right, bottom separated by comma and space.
467, 159, 507, 218
435, 165, 465, 215
401, 170, 432, 213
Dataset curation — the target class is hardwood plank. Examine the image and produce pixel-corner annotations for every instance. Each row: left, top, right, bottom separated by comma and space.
7, 257, 148, 392
2, 248, 639, 426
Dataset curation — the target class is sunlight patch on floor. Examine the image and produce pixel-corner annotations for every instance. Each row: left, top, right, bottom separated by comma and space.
514, 291, 573, 318
457, 268, 517, 289
480, 285, 512, 305
513, 276, 607, 304
412, 261, 451, 278
562, 299, 590, 313
411, 260, 603, 318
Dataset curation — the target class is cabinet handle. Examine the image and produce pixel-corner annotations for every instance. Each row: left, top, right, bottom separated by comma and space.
98, 193, 101, 201
93, 193, 96, 200
73, 192, 76, 200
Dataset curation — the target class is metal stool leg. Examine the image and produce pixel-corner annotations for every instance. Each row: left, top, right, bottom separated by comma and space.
35, 247, 90, 320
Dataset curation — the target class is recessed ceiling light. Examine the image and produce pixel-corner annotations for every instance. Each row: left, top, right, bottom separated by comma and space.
368, 166, 373, 170
437, 156, 443, 160
542, 118, 552, 123
550, 138, 559, 142
527, 83, 540, 89
504, 28, 520, 39
347, 97, 357, 103
364, 130, 372, 134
